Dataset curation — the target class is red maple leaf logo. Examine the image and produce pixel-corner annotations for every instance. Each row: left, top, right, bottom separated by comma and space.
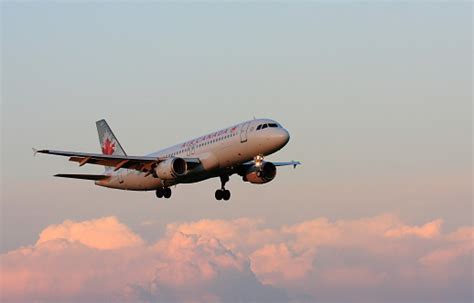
102, 138, 115, 155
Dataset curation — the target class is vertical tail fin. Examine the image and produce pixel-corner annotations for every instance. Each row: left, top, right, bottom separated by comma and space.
96, 119, 127, 156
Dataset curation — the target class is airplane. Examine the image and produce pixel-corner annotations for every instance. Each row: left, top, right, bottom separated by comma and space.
35, 118, 300, 200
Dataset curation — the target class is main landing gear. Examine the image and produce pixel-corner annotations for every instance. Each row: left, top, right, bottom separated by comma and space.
215, 175, 231, 201
156, 187, 172, 199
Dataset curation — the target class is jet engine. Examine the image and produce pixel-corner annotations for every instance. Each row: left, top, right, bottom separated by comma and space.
242, 161, 277, 184
155, 157, 187, 180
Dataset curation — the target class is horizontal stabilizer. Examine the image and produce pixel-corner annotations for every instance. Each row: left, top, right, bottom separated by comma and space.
54, 174, 110, 181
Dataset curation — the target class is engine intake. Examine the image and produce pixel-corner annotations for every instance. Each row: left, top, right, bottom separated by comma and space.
155, 157, 187, 180
243, 161, 277, 184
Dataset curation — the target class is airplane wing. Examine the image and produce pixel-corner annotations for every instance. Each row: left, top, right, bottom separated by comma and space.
272, 161, 301, 168
242, 160, 301, 169
35, 149, 201, 173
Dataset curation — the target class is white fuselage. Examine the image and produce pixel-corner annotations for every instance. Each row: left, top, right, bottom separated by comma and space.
96, 119, 290, 191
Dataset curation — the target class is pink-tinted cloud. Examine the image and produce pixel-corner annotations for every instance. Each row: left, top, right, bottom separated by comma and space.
250, 243, 314, 284
1, 217, 285, 303
162, 214, 473, 302
37, 216, 144, 250
1, 215, 472, 303
166, 218, 278, 253
1, 218, 152, 302
384, 219, 443, 239
419, 226, 474, 267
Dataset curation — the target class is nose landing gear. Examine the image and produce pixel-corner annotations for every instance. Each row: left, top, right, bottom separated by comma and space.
156, 187, 172, 199
215, 175, 231, 201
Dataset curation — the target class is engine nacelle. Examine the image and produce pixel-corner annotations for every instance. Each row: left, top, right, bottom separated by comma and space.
155, 157, 187, 180
243, 161, 277, 184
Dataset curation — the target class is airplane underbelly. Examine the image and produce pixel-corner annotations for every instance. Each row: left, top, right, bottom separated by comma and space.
97, 172, 162, 191
126, 173, 163, 190
217, 145, 238, 167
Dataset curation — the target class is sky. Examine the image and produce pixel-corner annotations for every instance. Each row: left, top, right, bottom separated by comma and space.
1, 2, 472, 303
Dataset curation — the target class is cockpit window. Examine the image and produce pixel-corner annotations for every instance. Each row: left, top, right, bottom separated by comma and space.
257, 123, 279, 130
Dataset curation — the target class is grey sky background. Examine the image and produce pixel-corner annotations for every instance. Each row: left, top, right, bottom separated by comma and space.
1, 2, 472, 252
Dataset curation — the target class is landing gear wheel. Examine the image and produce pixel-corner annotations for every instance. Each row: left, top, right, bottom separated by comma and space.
155, 188, 164, 198
222, 190, 231, 201
215, 175, 231, 201
163, 187, 172, 199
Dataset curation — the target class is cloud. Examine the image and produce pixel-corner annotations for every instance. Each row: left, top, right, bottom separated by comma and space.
1, 215, 472, 303
1, 218, 151, 303
36, 216, 144, 250
134, 232, 288, 303
166, 218, 278, 253
384, 219, 443, 239
319, 266, 388, 288
1, 217, 286, 303
166, 214, 473, 302
419, 226, 474, 267
249, 243, 314, 284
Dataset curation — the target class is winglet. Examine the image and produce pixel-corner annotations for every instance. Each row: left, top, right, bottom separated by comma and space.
32, 148, 38, 156
293, 161, 301, 169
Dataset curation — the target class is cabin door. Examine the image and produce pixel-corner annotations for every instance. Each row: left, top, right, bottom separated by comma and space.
240, 122, 250, 143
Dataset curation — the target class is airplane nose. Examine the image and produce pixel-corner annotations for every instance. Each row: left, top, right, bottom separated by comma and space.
282, 128, 290, 144
274, 128, 290, 147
